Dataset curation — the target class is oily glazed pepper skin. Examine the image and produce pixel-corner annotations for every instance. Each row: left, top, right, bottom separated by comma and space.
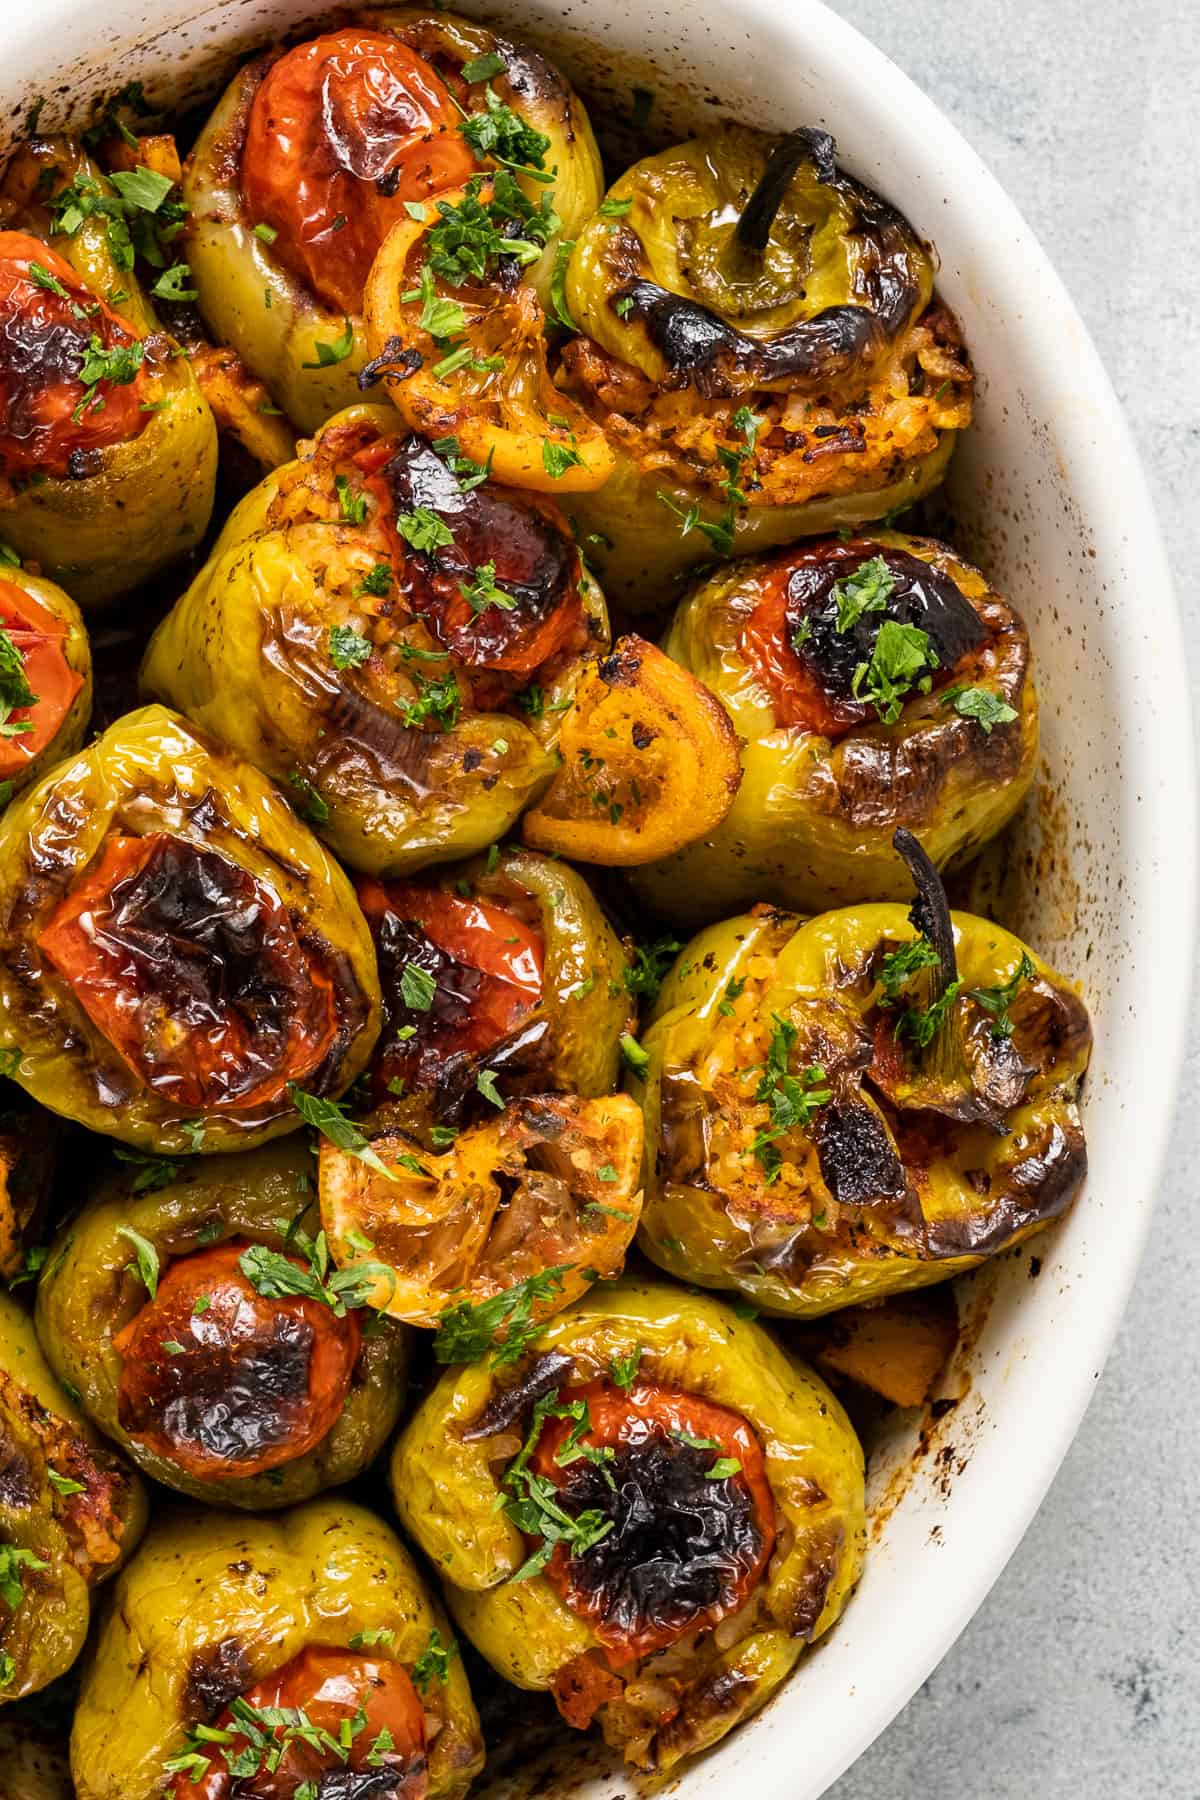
71, 1499, 485, 1800
183, 13, 600, 432
0, 1289, 147, 1705
636, 905, 1091, 1317
0, 141, 217, 609
627, 532, 1039, 924
141, 405, 608, 877
34, 1139, 408, 1509
559, 125, 972, 611
0, 706, 380, 1154
360, 845, 633, 1104
0, 567, 91, 805
391, 1278, 864, 1773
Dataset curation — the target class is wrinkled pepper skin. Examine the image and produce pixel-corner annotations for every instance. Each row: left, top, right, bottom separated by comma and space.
635, 905, 1091, 1317
559, 125, 971, 612
0, 567, 91, 806
141, 406, 608, 876
71, 1498, 485, 1800
392, 1277, 864, 1774
0, 1289, 147, 1705
0, 706, 381, 1154
183, 12, 600, 432
627, 532, 1039, 924
35, 1139, 408, 1509
0, 141, 218, 608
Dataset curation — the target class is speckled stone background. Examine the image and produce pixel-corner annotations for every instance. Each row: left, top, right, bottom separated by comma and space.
820, 2, 1200, 1795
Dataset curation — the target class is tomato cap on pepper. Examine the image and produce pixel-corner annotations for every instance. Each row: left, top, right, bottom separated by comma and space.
37, 832, 339, 1111
242, 30, 476, 317
0, 579, 83, 777
113, 1241, 361, 1481
357, 875, 543, 1099
187, 1645, 428, 1800
531, 1377, 776, 1662
0, 230, 150, 479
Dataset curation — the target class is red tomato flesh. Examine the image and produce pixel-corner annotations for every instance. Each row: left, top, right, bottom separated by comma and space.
38, 833, 339, 1111
242, 30, 475, 315
190, 1646, 428, 1800
113, 1242, 361, 1480
0, 579, 83, 777
0, 230, 150, 478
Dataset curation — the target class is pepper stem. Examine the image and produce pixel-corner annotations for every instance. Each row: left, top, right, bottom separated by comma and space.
892, 827, 958, 1002
734, 127, 837, 253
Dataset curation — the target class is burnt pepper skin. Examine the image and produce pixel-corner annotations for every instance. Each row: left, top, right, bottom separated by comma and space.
71, 1497, 484, 1800
559, 125, 972, 612
34, 1138, 409, 1509
0, 705, 381, 1155
0, 1289, 147, 1705
632, 902, 1091, 1316
391, 1277, 864, 1774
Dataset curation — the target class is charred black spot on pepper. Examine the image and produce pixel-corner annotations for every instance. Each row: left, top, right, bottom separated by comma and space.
183, 1636, 251, 1722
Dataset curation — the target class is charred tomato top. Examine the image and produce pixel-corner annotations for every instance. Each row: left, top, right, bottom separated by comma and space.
0, 230, 151, 479
0, 580, 84, 778
528, 1377, 775, 1662
37, 832, 340, 1112
242, 29, 475, 317
356, 875, 543, 1101
113, 1242, 361, 1481
186, 1645, 428, 1800
739, 540, 989, 737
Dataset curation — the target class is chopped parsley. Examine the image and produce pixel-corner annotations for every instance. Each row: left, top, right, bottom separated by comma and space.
658, 406, 760, 556
598, 196, 633, 218
253, 221, 278, 244
831, 554, 895, 634
749, 1014, 831, 1181
239, 1229, 397, 1319
115, 1224, 159, 1297
431, 435, 493, 490
0, 1544, 49, 1610
852, 618, 937, 723
396, 506, 454, 552
149, 261, 198, 302
705, 1457, 743, 1480
403, 262, 467, 340
287, 771, 329, 824
542, 435, 585, 479
348, 1627, 395, 1651
877, 935, 940, 1004
547, 240, 576, 330
113, 1147, 184, 1193
46, 1469, 86, 1498
302, 316, 355, 368
968, 952, 1035, 1038
460, 86, 553, 178
355, 562, 392, 597
622, 934, 682, 1005
941, 684, 1019, 733
0, 628, 37, 737
425, 171, 559, 289
398, 667, 462, 732
460, 50, 507, 83
29, 260, 70, 299
476, 1067, 505, 1109
399, 962, 437, 1011
895, 982, 963, 1048
333, 474, 368, 525
287, 1085, 397, 1182
71, 334, 145, 422
610, 1344, 642, 1392
460, 560, 516, 614
411, 1629, 458, 1692
433, 1265, 571, 1366
500, 1391, 615, 1580
328, 624, 371, 670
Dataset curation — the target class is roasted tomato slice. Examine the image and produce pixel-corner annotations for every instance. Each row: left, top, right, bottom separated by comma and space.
740, 540, 988, 737
190, 1646, 428, 1800
362, 181, 613, 492
242, 29, 475, 317
530, 1378, 775, 1665
521, 636, 741, 863
0, 580, 83, 777
370, 433, 589, 680
356, 875, 543, 1099
0, 230, 150, 478
37, 833, 339, 1111
113, 1242, 361, 1480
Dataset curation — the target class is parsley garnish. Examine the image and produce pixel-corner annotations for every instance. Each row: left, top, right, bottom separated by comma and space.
500, 1392, 615, 1580
896, 982, 962, 1048
598, 196, 633, 218
113, 1147, 183, 1193
411, 1629, 458, 1692
941, 684, 1019, 733
706, 1457, 742, 1480
302, 316, 355, 368
149, 262, 198, 302
239, 1229, 397, 1319
476, 1068, 505, 1109
460, 86, 553, 178
46, 1469, 86, 1498
29, 260, 70, 299
610, 1344, 642, 1393
542, 435, 585, 479
431, 435, 493, 490
433, 1266, 571, 1366
348, 1627, 396, 1650
328, 624, 371, 669
287, 771, 329, 824
877, 935, 940, 1004
547, 240, 576, 330
288, 1085, 397, 1182
355, 562, 391, 597
461, 50, 507, 83
115, 1224, 159, 1297
333, 474, 367, 524
460, 560, 516, 614
0, 628, 37, 738
968, 952, 1035, 1038
831, 554, 895, 634
852, 618, 937, 723
398, 667, 462, 732
0, 1545, 49, 1610
426, 171, 559, 289
71, 334, 145, 422
399, 962, 436, 1011
619, 1032, 650, 1076
657, 406, 760, 556
622, 934, 682, 1005
396, 506, 454, 552
749, 1015, 831, 1180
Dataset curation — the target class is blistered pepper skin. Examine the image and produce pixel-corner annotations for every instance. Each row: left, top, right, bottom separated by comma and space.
140, 405, 608, 877
0, 141, 218, 609
0, 705, 381, 1154
559, 126, 971, 613
0, 1289, 147, 1705
183, 12, 601, 432
0, 566, 92, 805
34, 1139, 408, 1509
634, 906, 1091, 1317
391, 1277, 864, 1773
71, 1499, 485, 1800
627, 532, 1039, 924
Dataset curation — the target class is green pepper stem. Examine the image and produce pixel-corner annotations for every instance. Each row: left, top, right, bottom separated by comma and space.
734, 127, 836, 253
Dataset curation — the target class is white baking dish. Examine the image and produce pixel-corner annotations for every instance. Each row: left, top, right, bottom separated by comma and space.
3, 1, 1191, 1793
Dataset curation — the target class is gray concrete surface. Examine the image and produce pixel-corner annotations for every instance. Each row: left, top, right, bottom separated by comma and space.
821, 3, 1200, 1795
